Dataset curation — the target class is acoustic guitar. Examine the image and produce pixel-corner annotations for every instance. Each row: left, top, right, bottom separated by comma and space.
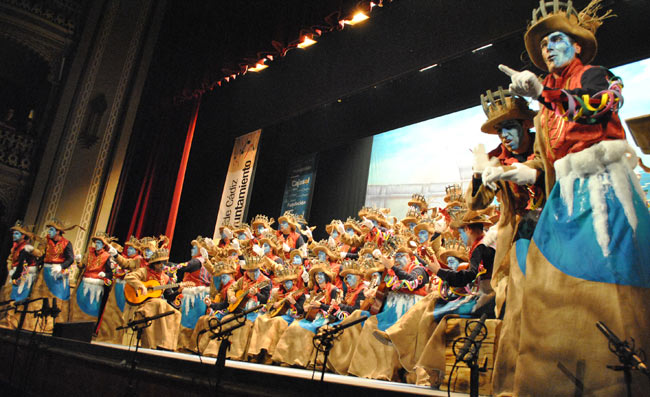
227, 279, 271, 312
268, 288, 307, 318
366, 235, 400, 315
124, 280, 194, 306
304, 291, 326, 321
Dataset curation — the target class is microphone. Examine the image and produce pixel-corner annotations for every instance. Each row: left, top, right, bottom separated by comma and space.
38, 298, 50, 318
217, 304, 263, 327
50, 299, 61, 320
596, 321, 650, 377
456, 313, 488, 362
0, 299, 14, 306
315, 315, 369, 337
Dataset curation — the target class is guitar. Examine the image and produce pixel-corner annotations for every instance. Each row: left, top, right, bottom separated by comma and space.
227, 279, 271, 313
304, 291, 326, 321
268, 288, 307, 317
124, 280, 194, 306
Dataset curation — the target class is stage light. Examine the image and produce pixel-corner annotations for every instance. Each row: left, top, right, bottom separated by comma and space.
297, 36, 317, 49
249, 59, 268, 72
344, 12, 369, 25
419, 63, 439, 72
471, 43, 493, 53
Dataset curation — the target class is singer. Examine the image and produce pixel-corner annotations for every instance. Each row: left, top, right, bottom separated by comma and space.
123, 248, 181, 350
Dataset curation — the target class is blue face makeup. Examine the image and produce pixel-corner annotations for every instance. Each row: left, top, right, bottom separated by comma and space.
220, 274, 231, 284
542, 31, 576, 71
221, 232, 228, 239
144, 248, 153, 259
447, 256, 461, 271
418, 230, 429, 243
95, 240, 104, 251
47, 227, 57, 239
292, 255, 302, 265
247, 269, 259, 280
346, 228, 354, 236
345, 274, 359, 288
317, 251, 327, 261
12, 230, 23, 242
331, 230, 339, 238
280, 221, 289, 230
498, 120, 523, 151
263, 243, 271, 254
191, 245, 199, 257
316, 272, 326, 284
257, 225, 265, 234
126, 246, 137, 257
459, 228, 469, 245
395, 252, 408, 266
284, 280, 293, 290
371, 219, 379, 228
364, 253, 373, 259
238, 233, 247, 240
408, 222, 416, 230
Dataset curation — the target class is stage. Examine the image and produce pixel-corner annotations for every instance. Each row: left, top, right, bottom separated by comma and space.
0, 327, 476, 396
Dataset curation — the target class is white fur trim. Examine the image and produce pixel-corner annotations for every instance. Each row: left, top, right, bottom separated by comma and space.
181, 286, 210, 315
81, 277, 105, 305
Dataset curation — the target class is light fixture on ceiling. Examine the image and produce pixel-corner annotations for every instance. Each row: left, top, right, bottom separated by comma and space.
249, 59, 268, 72
419, 63, 439, 72
297, 36, 317, 49
344, 12, 369, 25
471, 43, 493, 53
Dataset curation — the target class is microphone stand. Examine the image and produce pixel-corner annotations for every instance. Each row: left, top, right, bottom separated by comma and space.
116, 310, 176, 397
312, 315, 368, 382
450, 314, 488, 397
206, 304, 262, 396
597, 321, 650, 397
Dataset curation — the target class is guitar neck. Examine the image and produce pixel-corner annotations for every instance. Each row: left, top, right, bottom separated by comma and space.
151, 282, 184, 291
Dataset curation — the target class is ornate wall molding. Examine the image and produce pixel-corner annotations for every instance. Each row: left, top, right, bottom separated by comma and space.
42, 0, 120, 229
73, 0, 152, 253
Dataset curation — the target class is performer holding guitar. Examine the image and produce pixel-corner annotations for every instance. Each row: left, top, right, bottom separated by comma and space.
123, 248, 182, 350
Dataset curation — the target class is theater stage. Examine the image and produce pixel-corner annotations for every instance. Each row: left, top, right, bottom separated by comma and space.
0, 327, 476, 396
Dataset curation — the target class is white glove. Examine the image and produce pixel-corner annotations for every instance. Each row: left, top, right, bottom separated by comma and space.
361, 217, 374, 230
75, 254, 82, 262
231, 239, 240, 250
108, 245, 118, 257
303, 228, 313, 241
205, 238, 215, 249
340, 251, 347, 259
335, 221, 345, 235
434, 215, 448, 234
222, 227, 233, 239
372, 249, 382, 259
9, 268, 16, 277
252, 244, 263, 256
301, 270, 310, 284
328, 236, 336, 247
50, 264, 62, 278
244, 229, 253, 240
472, 144, 490, 174
499, 162, 538, 185
482, 166, 504, 190
98, 271, 106, 278
282, 242, 291, 253
499, 64, 543, 98
24, 244, 34, 253
110, 260, 117, 270
200, 247, 209, 261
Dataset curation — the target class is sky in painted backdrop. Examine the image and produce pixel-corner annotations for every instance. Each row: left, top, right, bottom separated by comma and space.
366, 57, 650, 216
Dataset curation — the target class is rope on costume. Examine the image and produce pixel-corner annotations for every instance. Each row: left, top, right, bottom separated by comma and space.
386, 274, 423, 291
552, 76, 623, 124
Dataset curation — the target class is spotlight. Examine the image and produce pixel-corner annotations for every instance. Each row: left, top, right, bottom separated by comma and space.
297, 36, 317, 49
249, 59, 268, 72
344, 12, 369, 25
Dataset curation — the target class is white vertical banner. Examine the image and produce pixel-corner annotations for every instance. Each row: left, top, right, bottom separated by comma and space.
213, 129, 262, 239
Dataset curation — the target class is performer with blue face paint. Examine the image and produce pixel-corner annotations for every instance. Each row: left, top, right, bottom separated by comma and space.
401, 207, 422, 232
407, 193, 431, 217
413, 219, 443, 269
275, 211, 305, 261
212, 252, 270, 361
273, 260, 340, 368
310, 240, 343, 291
175, 236, 212, 353
255, 232, 284, 283
335, 218, 362, 260
0, 221, 41, 330
494, 2, 650, 395
251, 214, 275, 240
97, 235, 143, 344
124, 248, 182, 350
247, 266, 307, 363
70, 232, 116, 324
29, 218, 80, 329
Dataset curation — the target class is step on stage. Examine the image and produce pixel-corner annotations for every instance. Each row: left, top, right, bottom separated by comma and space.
0, 327, 475, 396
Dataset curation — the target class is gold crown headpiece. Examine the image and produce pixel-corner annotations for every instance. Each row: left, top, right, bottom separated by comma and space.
444, 184, 464, 203
149, 248, 170, 264
480, 87, 536, 134
251, 214, 274, 227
